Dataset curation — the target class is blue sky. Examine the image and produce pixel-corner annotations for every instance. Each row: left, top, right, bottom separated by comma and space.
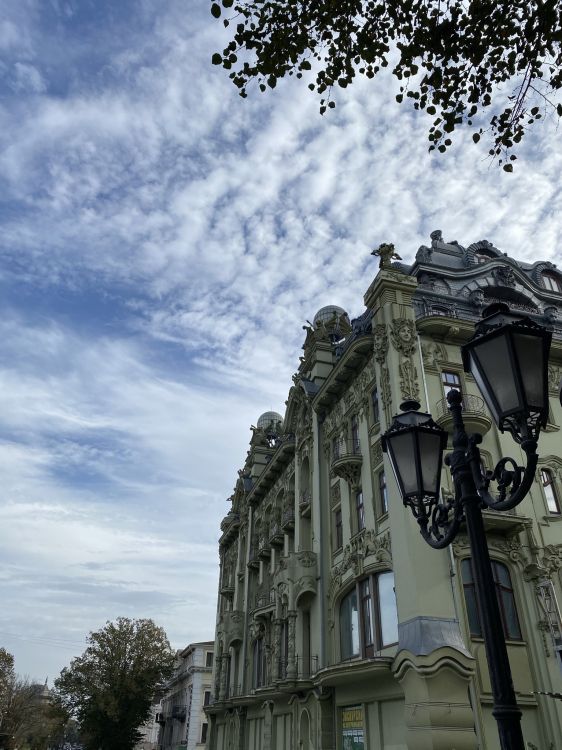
1, 0, 561, 681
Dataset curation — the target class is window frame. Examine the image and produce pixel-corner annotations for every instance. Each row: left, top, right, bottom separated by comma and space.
355, 489, 365, 533
460, 558, 523, 641
543, 272, 562, 293
339, 570, 398, 660
441, 369, 463, 400
377, 470, 388, 516
371, 387, 380, 425
540, 468, 561, 514
200, 721, 208, 744
334, 506, 343, 551
205, 651, 214, 668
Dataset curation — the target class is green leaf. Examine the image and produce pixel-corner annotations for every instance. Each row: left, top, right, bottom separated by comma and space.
503, 163, 514, 172
211, 3, 221, 18
472, 133, 480, 143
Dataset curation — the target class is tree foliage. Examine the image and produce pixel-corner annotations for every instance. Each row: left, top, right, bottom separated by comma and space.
211, 0, 562, 168
54, 618, 174, 750
0, 647, 65, 750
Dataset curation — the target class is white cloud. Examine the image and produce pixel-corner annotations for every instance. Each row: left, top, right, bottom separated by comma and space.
1, 0, 561, 679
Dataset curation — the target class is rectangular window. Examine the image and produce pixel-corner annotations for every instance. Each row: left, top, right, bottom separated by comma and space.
203, 690, 211, 707
205, 651, 214, 668
371, 387, 380, 423
541, 468, 561, 514
355, 490, 365, 532
351, 415, 359, 452
359, 578, 374, 656
340, 589, 360, 659
378, 471, 388, 515
201, 722, 208, 744
334, 507, 343, 550
461, 558, 522, 641
442, 370, 462, 399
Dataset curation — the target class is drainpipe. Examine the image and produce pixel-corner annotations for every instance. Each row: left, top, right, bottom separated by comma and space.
315, 411, 326, 669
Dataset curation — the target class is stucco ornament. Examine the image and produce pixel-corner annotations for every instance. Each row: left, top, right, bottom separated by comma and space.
492, 265, 517, 287
421, 341, 447, 370
380, 364, 392, 426
370, 440, 383, 468
399, 359, 420, 401
330, 482, 341, 507
372, 242, 402, 269
390, 318, 417, 357
548, 365, 562, 395
373, 323, 389, 364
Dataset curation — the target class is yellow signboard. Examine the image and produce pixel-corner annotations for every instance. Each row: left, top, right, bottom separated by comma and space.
341, 705, 364, 750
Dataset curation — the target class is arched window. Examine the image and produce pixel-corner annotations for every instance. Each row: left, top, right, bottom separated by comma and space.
252, 636, 266, 688
339, 571, 398, 660
540, 468, 561, 514
543, 272, 562, 293
461, 559, 522, 640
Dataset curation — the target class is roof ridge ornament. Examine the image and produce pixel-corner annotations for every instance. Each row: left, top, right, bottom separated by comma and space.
372, 242, 402, 269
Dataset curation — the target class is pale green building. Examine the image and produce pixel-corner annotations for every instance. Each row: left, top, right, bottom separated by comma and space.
206, 232, 562, 749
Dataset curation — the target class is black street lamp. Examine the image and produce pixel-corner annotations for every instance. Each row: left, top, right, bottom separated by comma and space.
382, 304, 552, 750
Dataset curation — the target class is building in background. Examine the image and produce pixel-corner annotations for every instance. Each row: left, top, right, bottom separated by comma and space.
144, 641, 214, 750
206, 232, 562, 750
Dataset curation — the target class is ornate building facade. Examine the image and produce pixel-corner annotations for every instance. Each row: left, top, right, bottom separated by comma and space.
206, 232, 562, 750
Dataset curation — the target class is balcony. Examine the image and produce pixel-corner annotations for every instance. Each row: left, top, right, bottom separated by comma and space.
435, 394, 492, 435
281, 508, 295, 531
220, 579, 235, 598
253, 588, 275, 616
219, 511, 240, 546
247, 546, 260, 570
258, 536, 271, 560
332, 438, 363, 486
299, 490, 311, 518
268, 522, 284, 547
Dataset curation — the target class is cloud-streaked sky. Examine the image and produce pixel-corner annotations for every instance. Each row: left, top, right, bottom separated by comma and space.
1, 0, 561, 681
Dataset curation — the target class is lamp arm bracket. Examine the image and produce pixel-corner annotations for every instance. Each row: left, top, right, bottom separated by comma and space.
416, 493, 463, 549
468, 436, 538, 511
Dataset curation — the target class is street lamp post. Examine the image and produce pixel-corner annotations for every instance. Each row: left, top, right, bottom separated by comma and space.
382, 304, 552, 750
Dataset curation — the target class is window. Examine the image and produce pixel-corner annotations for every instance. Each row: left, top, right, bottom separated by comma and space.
441, 370, 462, 399
541, 468, 561, 514
475, 253, 489, 264
200, 722, 208, 744
203, 690, 211, 707
205, 651, 214, 668
339, 571, 398, 659
332, 436, 340, 460
543, 273, 562, 293
253, 637, 266, 688
355, 490, 365, 532
371, 387, 380, 423
378, 470, 388, 515
461, 559, 522, 640
351, 414, 360, 452
334, 507, 343, 550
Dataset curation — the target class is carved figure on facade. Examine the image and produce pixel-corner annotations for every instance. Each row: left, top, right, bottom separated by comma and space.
416, 245, 432, 263
380, 365, 392, 426
390, 318, 417, 357
329, 531, 392, 605
399, 359, 420, 401
372, 242, 402, 269
370, 440, 383, 468
330, 482, 341, 507
421, 340, 447, 371
373, 324, 389, 364
492, 265, 517, 288
468, 288, 485, 310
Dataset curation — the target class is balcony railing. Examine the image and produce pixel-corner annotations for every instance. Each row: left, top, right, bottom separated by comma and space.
254, 589, 275, 610
268, 522, 284, 547
435, 393, 486, 420
332, 437, 361, 461
281, 508, 295, 530
248, 546, 260, 569
276, 655, 319, 680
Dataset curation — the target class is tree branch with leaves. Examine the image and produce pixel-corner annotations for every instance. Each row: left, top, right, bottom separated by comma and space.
211, 0, 562, 169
